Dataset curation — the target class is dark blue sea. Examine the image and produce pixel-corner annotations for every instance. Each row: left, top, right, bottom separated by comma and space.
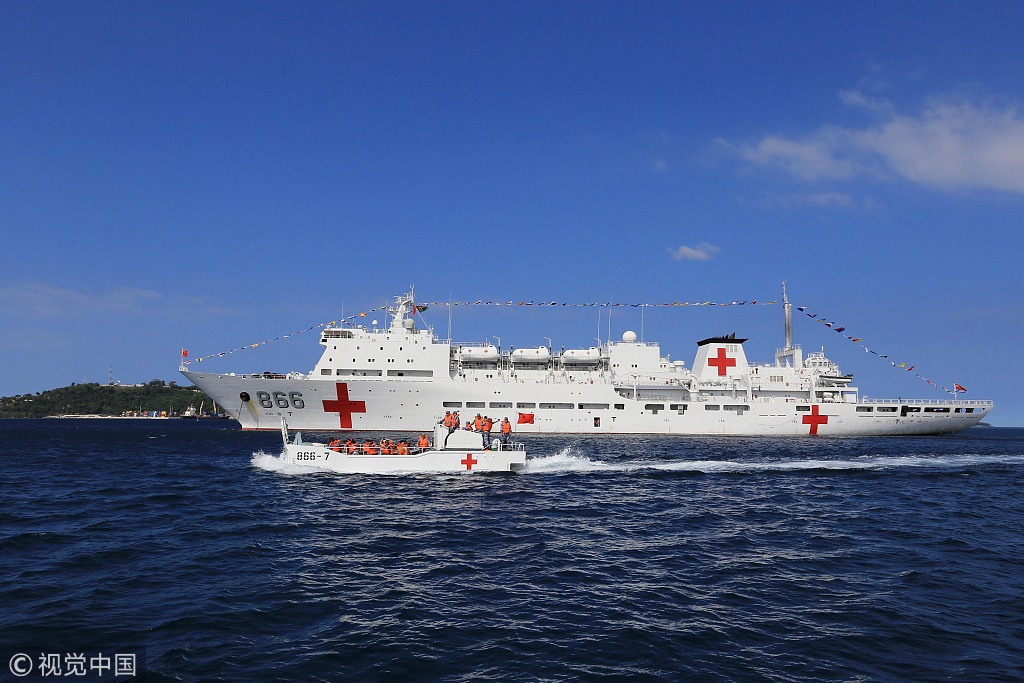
2, 419, 1023, 682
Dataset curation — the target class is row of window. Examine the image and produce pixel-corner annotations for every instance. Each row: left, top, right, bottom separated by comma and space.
321, 369, 435, 377
855, 405, 971, 414
438, 401, 746, 413
443, 401, 629, 410
435, 400, 975, 415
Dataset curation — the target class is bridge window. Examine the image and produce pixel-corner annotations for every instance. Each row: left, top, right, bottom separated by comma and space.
705, 404, 720, 411
443, 401, 462, 408
540, 403, 573, 409
517, 402, 536, 408
467, 402, 485, 408
856, 406, 873, 412
579, 403, 609, 409
490, 402, 512, 409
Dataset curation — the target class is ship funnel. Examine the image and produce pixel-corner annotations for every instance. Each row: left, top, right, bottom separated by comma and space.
693, 334, 749, 381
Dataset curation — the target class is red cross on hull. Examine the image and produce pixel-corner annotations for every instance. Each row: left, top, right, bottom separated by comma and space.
461, 453, 478, 470
802, 405, 829, 435
708, 347, 737, 376
322, 382, 367, 429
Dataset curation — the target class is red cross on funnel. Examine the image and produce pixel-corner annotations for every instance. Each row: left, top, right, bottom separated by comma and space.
708, 347, 737, 376
322, 382, 367, 429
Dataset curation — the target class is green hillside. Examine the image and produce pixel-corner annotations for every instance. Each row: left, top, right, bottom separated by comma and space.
0, 380, 224, 418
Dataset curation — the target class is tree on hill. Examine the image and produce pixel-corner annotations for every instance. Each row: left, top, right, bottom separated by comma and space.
0, 382, 226, 418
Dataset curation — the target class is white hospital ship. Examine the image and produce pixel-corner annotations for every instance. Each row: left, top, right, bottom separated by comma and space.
181, 290, 992, 435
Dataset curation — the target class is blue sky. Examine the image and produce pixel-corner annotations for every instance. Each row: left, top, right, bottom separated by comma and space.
2, 2, 1022, 425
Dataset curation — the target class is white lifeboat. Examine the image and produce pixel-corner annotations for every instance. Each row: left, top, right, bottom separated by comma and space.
459, 344, 499, 361
511, 347, 551, 364
561, 347, 601, 364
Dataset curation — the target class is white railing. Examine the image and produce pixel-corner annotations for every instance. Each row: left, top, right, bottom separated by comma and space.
861, 397, 993, 406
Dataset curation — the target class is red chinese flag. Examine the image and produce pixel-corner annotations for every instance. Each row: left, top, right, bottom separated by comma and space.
517, 412, 535, 424
954, 383, 967, 393
181, 348, 189, 358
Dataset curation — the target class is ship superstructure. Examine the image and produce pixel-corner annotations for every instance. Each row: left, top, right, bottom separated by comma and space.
181, 290, 992, 435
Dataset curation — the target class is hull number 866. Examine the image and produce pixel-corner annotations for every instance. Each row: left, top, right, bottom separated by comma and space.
256, 391, 305, 409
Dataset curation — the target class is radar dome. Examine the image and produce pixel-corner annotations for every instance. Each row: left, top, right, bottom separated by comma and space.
622, 330, 637, 343
403, 319, 415, 330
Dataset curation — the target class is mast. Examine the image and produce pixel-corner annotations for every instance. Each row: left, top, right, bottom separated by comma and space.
783, 279, 792, 351
775, 280, 802, 369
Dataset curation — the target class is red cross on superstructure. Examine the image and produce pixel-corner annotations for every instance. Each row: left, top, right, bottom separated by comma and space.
321, 382, 366, 429
802, 405, 829, 435
708, 347, 737, 376
461, 453, 478, 470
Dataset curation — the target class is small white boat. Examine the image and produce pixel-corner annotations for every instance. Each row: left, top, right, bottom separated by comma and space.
280, 421, 527, 473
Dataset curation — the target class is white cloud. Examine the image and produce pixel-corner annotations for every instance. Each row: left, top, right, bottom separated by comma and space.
668, 242, 720, 261
0, 283, 160, 316
759, 191, 856, 209
0, 282, 239, 318
726, 91, 1024, 193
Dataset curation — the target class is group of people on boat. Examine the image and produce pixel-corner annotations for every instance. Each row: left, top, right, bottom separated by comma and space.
441, 411, 513, 445
326, 434, 432, 456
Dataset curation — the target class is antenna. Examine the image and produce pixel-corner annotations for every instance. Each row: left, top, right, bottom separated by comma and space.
783, 280, 792, 350
447, 293, 452, 342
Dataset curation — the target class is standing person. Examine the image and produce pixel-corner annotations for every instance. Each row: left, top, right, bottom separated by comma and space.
482, 415, 494, 448
500, 417, 512, 445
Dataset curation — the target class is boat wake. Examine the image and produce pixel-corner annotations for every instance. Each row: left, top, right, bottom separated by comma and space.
251, 450, 326, 475
519, 446, 611, 473
519, 451, 1024, 475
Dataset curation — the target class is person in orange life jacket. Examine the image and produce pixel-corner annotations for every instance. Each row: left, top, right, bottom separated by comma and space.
396, 441, 410, 455
500, 417, 512, 444
418, 434, 431, 449
442, 411, 452, 428
481, 415, 494, 448
464, 420, 473, 431
363, 439, 377, 455
328, 438, 342, 452
474, 414, 484, 432
451, 411, 460, 433
345, 438, 358, 454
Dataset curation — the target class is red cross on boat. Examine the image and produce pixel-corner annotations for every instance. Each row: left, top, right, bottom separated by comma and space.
461, 453, 478, 470
802, 404, 829, 435
708, 347, 737, 376
321, 382, 367, 429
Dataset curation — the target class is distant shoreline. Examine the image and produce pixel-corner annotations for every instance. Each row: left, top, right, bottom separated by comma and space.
48, 414, 174, 419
